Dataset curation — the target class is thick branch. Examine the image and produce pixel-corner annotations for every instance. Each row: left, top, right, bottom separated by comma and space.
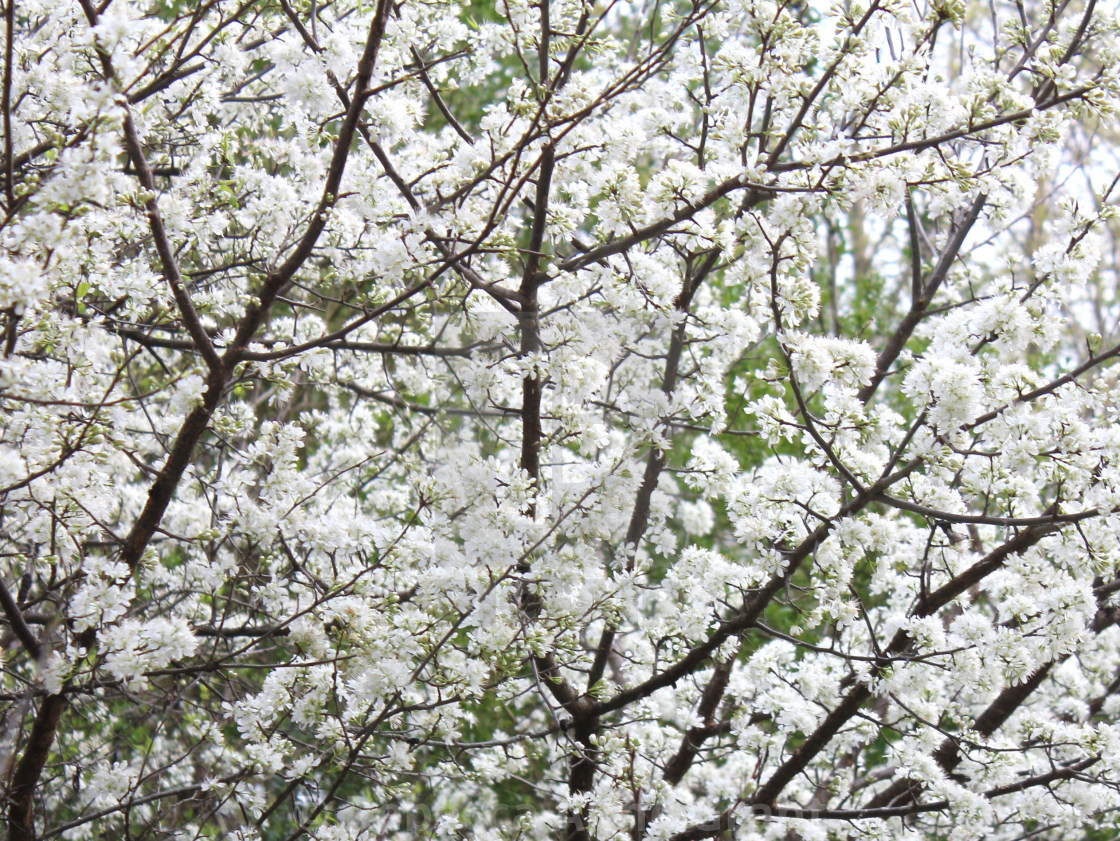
858, 193, 986, 403
747, 521, 1068, 809
0, 576, 41, 660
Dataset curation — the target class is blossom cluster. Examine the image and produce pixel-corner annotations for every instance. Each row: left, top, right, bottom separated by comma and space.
2, 1, 1120, 840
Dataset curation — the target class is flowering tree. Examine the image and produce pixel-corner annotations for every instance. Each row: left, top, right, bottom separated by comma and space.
3, 0, 1120, 839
